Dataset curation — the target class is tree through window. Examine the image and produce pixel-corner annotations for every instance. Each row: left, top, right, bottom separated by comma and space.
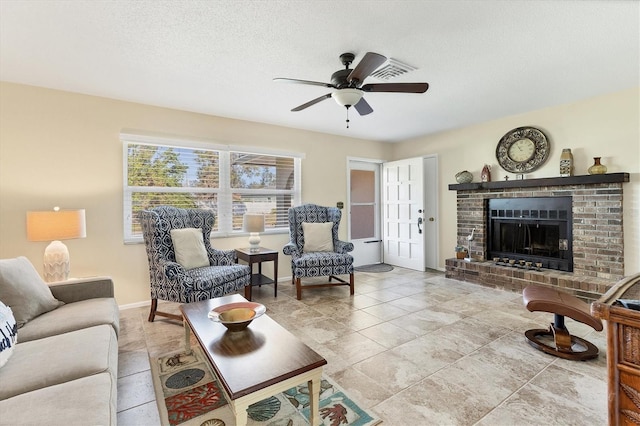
122, 136, 301, 242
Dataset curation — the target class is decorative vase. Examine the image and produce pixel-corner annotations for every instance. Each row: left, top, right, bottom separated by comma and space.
481, 164, 491, 182
559, 148, 573, 177
455, 170, 473, 184
588, 157, 607, 175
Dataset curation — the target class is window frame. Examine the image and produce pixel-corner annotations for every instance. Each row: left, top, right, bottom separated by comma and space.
121, 131, 303, 244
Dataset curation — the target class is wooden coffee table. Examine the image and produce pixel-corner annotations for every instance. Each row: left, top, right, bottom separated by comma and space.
180, 294, 327, 426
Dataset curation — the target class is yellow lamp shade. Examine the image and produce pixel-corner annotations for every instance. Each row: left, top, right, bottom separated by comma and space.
26, 209, 86, 241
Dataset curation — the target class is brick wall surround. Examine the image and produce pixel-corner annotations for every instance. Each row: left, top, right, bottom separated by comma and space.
446, 173, 629, 302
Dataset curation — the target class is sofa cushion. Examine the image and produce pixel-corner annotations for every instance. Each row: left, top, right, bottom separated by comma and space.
0, 301, 18, 369
0, 324, 117, 400
0, 257, 63, 327
0, 372, 116, 426
302, 222, 334, 252
17, 297, 119, 343
170, 227, 210, 269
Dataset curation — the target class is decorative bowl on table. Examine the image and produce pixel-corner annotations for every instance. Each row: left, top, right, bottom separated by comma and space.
208, 302, 266, 332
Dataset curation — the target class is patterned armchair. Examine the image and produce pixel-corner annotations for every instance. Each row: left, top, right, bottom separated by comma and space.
140, 206, 250, 322
283, 204, 354, 300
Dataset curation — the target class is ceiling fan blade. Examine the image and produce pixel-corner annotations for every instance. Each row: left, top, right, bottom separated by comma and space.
347, 52, 387, 85
291, 93, 332, 111
274, 78, 336, 88
361, 82, 429, 93
353, 97, 373, 116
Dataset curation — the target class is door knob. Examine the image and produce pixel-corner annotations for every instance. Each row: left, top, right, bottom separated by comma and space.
417, 217, 423, 234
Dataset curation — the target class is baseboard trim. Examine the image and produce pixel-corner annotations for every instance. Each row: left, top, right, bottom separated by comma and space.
119, 300, 149, 310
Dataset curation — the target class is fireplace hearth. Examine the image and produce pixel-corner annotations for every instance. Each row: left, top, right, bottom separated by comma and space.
487, 197, 572, 272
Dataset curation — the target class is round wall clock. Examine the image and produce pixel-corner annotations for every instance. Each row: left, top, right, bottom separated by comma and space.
496, 127, 550, 173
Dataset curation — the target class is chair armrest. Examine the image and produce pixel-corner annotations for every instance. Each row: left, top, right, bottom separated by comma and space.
152, 261, 198, 293
48, 277, 114, 304
283, 242, 299, 256
335, 240, 354, 253
161, 260, 187, 280
208, 248, 236, 266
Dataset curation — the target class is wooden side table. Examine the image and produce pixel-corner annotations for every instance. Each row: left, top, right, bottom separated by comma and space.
235, 247, 278, 300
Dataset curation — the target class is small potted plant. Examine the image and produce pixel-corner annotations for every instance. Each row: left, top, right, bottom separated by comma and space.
455, 245, 467, 259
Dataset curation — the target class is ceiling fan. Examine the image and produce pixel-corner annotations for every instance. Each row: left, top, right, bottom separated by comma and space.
274, 52, 429, 127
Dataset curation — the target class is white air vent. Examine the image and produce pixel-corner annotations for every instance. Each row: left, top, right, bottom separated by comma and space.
370, 58, 417, 81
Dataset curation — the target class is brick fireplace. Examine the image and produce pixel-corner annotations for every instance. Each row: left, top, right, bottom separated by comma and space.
446, 173, 630, 302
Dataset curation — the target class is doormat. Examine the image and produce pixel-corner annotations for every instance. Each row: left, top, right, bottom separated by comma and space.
354, 263, 394, 273
150, 346, 382, 426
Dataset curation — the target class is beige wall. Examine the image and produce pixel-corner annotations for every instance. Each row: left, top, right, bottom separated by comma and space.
0, 82, 392, 305
391, 87, 640, 276
1, 82, 638, 307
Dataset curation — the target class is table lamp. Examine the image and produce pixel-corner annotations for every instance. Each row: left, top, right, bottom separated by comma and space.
243, 214, 264, 252
26, 207, 86, 282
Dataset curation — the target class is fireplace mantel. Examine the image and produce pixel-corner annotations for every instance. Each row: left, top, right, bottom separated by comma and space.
448, 172, 629, 191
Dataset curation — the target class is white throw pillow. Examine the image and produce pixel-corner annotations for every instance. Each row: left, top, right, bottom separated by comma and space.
0, 301, 17, 368
0, 256, 63, 328
170, 228, 210, 270
302, 222, 334, 252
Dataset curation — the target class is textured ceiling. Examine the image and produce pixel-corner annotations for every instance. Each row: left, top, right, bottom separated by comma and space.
1, 1, 638, 143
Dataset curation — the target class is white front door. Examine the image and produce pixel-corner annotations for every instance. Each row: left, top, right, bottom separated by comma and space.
383, 157, 425, 271
348, 160, 381, 266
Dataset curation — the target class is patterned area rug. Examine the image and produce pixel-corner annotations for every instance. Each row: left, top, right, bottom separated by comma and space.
150, 347, 382, 426
354, 264, 394, 273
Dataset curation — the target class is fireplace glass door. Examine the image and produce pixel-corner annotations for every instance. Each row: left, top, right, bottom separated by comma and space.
495, 221, 562, 258
487, 197, 572, 271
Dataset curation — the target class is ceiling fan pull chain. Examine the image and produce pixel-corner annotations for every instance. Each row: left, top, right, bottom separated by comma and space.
345, 106, 350, 128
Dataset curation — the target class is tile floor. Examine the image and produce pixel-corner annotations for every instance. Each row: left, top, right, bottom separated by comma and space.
116, 267, 608, 425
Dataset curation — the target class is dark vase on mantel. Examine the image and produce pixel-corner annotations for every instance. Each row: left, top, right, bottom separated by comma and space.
588, 157, 607, 175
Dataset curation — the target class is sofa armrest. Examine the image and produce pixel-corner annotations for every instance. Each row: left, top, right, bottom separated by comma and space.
48, 277, 114, 304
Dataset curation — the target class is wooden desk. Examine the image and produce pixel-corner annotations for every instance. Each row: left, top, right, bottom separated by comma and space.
592, 273, 640, 425
180, 295, 326, 426
235, 247, 278, 300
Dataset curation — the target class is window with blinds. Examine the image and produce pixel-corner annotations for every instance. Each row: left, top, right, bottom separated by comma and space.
122, 135, 301, 243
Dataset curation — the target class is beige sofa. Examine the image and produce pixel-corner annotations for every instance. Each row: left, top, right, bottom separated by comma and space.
0, 258, 119, 426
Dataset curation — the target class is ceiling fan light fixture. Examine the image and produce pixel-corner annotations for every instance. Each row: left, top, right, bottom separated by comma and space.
332, 88, 363, 107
